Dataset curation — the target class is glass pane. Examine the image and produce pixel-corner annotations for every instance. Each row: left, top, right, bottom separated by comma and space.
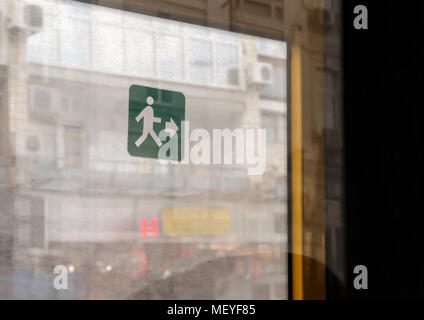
0, 0, 288, 300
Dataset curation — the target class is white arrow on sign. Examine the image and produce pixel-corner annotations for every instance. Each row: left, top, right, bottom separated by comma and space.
165, 118, 179, 137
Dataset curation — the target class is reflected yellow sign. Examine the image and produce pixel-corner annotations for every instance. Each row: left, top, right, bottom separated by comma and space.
162, 208, 231, 236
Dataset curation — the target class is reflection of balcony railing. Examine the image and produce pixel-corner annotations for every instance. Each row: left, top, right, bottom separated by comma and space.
30, 161, 288, 202
26, 1, 244, 90
30, 163, 251, 197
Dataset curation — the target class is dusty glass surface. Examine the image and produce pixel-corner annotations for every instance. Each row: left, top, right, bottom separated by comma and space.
0, 0, 288, 299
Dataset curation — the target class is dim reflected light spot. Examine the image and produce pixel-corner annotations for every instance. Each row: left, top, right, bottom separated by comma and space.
163, 269, 171, 279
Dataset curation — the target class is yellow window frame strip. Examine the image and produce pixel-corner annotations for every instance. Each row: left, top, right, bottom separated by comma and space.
291, 40, 304, 300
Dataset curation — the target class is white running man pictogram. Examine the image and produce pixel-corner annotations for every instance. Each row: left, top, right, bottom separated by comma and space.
135, 96, 162, 147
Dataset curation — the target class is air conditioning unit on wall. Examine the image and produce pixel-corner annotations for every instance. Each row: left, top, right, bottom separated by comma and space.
249, 62, 274, 86
7, 0, 43, 36
16, 132, 44, 157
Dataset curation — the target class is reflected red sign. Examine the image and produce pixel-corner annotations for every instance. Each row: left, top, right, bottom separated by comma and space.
140, 218, 159, 238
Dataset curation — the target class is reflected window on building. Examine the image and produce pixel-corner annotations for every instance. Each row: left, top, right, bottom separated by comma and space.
62, 0, 90, 17
214, 29, 237, 43
153, 18, 182, 34
185, 24, 210, 39
30, 198, 45, 249
89, 130, 131, 173
60, 18, 91, 69
125, 30, 154, 77
124, 12, 152, 30
187, 39, 213, 84
92, 5, 123, 24
156, 34, 183, 80
93, 23, 124, 74
63, 126, 83, 168
216, 43, 239, 86
261, 112, 278, 143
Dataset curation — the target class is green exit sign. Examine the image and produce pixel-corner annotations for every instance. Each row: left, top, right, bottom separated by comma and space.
127, 85, 185, 161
